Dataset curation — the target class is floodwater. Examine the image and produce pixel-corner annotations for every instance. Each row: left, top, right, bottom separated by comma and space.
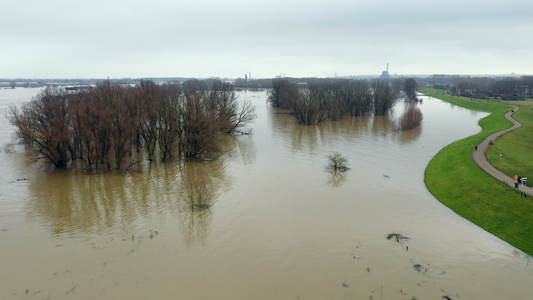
1, 88, 532, 299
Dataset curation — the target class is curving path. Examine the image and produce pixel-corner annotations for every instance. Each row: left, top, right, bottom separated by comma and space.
471, 105, 533, 195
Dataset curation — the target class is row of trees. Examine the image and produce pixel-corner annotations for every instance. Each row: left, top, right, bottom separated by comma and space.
9, 80, 255, 171
268, 78, 401, 125
433, 75, 533, 100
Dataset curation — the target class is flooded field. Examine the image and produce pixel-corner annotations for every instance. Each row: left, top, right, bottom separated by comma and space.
1, 88, 532, 299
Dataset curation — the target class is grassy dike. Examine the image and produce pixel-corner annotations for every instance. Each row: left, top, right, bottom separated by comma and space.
487, 103, 533, 179
420, 88, 533, 256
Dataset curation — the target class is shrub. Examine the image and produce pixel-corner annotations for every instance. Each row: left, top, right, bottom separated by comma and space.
397, 107, 423, 131
327, 152, 349, 172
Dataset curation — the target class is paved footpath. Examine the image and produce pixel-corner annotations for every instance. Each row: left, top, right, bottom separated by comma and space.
471, 105, 533, 196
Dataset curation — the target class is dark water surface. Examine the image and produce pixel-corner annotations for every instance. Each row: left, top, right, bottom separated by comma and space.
1, 88, 532, 299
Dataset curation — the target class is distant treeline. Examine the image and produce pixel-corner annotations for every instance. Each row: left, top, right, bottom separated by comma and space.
432, 75, 533, 100
266, 78, 418, 125
9, 80, 255, 171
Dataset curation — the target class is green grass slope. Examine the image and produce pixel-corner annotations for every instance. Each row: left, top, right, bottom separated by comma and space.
487, 106, 533, 179
420, 88, 533, 256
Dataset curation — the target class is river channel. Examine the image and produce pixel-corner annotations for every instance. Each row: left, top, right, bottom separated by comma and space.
1, 88, 532, 299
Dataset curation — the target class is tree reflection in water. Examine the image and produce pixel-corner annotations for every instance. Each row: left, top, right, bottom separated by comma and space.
271, 110, 397, 154
395, 126, 422, 144
177, 159, 230, 247
27, 154, 232, 246
327, 170, 347, 187
371, 114, 395, 137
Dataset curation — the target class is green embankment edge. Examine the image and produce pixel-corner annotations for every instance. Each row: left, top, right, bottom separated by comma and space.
420, 88, 533, 256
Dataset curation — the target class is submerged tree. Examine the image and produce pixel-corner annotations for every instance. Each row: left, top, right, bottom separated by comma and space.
346, 80, 373, 117
10, 80, 256, 171
309, 81, 347, 121
180, 92, 222, 159
157, 82, 182, 161
136, 79, 162, 161
94, 83, 137, 170
397, 106, 423, 131
372, 79, 397, 116
268, 78, 398, 125
208, 80, 256, 134
69, 89, 103, 171
9, 86, 73, 169
327, 152, 349, 172
404, 78, 418, 101
290, 90, 328, 125
267, 78, 298, 109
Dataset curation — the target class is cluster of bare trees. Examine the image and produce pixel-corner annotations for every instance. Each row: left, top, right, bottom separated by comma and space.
433, 75, 533, 100
9, 80, 255, 171
268, 78, 397, 125
267, 78, 299, 109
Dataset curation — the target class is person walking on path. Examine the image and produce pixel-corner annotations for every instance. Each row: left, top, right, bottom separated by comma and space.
475, 145, 478, 151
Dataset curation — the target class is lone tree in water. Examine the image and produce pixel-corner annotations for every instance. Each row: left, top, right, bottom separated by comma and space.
327, 152, 349, 172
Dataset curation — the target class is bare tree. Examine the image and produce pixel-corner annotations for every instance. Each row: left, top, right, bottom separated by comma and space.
157, 82, 182, 161
290, 90, 328, 125
208, 81, 256, 134
404, 78, 418, 101
94, 83, 136, 169
180, 92, 221, 159
69, 90, 102, 171
372, 79, 396, 116
9, 86, 73, 168
309, 82, 346, 121
268, 78, 298, 109
347, 80, 373, 116
136, 80, 161, 161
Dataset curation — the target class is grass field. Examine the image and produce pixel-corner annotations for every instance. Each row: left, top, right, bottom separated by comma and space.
420, 88, 533, 256
487, 106, 533, 179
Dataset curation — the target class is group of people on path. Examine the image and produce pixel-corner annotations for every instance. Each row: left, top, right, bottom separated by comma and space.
474, 140, 493, 152
515, 174, 526, 184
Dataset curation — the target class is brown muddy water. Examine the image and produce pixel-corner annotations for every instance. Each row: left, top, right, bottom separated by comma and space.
1, 88, 532, 299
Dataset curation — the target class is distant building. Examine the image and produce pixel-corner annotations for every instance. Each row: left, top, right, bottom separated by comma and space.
380, 63, 390, 80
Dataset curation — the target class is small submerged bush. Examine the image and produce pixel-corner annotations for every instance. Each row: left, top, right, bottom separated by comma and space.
327, 152, 349, 173
386, 232, 410, 243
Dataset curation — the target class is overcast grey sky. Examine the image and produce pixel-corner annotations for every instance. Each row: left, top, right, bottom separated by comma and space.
1, 0, 532, 79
